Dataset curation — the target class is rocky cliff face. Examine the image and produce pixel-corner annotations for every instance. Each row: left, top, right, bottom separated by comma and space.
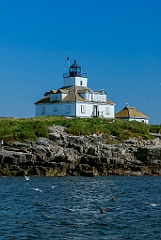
0, 126, 161, 176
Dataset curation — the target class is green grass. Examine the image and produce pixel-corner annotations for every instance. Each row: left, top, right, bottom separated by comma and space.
0, 116, 160, 143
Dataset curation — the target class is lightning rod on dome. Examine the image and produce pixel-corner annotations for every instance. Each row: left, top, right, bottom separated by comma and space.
67, 57, 70, 72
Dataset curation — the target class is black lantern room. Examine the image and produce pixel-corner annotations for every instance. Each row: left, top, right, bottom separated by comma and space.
69, 60, 81, 77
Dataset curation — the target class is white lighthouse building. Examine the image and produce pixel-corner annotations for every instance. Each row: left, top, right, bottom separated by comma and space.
35, 60, 115, 118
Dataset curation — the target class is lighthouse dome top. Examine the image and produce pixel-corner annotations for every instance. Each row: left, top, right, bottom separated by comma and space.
71, 60, 81, 69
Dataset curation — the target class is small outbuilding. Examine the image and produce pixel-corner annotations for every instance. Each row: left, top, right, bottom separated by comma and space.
115, 106, 149, 124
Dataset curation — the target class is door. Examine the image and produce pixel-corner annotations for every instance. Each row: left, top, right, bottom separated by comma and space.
93, 105, 98, 117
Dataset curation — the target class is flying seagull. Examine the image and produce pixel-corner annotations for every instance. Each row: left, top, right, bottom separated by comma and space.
111, 196, 122, 202
24, 175, 30, 181
94, 204, 114, 214
31, 188, 43, 193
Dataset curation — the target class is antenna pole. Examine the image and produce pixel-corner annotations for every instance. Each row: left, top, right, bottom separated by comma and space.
67, 57, 70, 72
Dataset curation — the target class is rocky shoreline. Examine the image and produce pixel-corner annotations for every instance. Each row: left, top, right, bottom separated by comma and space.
0, 126, 161, 177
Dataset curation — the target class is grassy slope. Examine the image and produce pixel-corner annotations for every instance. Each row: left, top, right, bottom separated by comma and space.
0, 116, 161, 143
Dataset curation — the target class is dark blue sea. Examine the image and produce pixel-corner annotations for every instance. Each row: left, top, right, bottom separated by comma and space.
0, 176, 161, 240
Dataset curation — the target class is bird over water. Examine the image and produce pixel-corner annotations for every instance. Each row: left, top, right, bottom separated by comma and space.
94, 204, 114, 214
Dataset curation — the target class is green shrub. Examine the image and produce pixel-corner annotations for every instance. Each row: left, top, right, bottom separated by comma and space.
0, 116, 156, 142
149, 124, 161, 133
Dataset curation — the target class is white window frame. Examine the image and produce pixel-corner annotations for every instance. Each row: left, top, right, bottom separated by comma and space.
106, 107, 110, 115
81, 105, 86, 113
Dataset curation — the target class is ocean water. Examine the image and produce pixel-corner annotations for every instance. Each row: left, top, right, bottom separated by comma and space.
0, 176, 161, 240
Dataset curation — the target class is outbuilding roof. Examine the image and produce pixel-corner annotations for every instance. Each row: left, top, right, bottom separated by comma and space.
115, 106, 149, 119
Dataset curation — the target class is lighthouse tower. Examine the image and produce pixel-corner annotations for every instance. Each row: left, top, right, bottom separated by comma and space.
35, 59, 115, 118
63, 60, 88, 87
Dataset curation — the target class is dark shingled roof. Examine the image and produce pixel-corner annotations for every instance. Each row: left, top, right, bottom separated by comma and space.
35, 95, 50, 104
35, 86, 115, 105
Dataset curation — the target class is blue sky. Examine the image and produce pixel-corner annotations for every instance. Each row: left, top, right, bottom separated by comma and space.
0, 0, 161, 124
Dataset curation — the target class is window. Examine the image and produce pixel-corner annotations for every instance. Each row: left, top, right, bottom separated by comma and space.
80, 80, 83, 86
41, 106, 45, 114
106, 107, 110, 115
53, 106, 58, 112
52, 94, 61, 101
81, 105, 86, 113
66, 105, 71, 113
55, 94, 59, 101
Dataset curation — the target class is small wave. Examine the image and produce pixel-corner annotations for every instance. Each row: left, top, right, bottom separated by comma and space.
144, 202, 159, 207
43, 214, 55, 219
